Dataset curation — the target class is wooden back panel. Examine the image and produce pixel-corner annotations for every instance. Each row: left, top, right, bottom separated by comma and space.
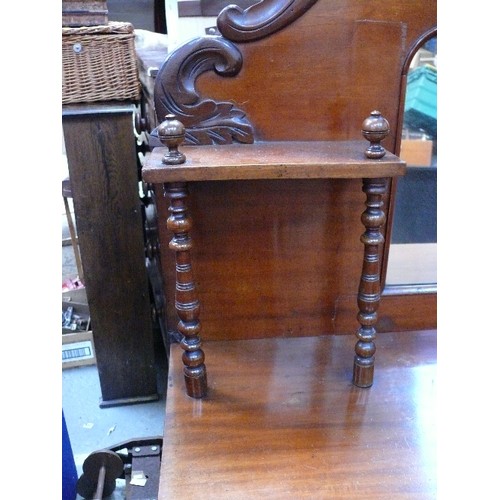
152, 0, 437, 340
199, 0, 436, 147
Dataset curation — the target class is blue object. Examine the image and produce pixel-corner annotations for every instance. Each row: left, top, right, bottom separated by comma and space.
404, 65, 437, 138
423, 37, 437, 55
62, 410, 78, 500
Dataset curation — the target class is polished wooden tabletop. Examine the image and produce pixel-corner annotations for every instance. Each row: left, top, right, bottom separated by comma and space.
159, 330, 436, 499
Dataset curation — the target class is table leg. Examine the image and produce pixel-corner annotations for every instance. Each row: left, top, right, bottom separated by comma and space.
165, 182, 208, 398
353, 177, 387, 388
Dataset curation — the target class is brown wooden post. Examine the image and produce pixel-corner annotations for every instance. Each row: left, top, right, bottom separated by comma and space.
353, 111, 390, 387
353, 177, 387, 387
158, 115, 208, 398
165, 182, 208, 398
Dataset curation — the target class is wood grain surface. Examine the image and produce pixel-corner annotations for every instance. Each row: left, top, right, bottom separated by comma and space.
159, 329, 437, 499
148, 0, 437, 339
63, 105, 158, 405
142, 141, 406, 183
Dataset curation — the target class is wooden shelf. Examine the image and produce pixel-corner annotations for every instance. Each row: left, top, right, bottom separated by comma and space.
142, 140, 406, 183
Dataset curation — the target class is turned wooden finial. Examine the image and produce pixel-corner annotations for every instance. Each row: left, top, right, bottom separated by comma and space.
362, 111, 390, 159
158, 114, 186, 164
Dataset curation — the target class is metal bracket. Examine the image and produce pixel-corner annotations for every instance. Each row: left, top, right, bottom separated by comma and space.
109, 436, 163, 499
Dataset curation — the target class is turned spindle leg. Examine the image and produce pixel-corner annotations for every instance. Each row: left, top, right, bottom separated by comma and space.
165, 182, 208, 398
352, 177, 387, 388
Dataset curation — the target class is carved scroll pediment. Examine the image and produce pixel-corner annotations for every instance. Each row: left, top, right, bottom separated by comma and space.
217, 0, 319, 42
153, 36, 254, 146
152, 0, 319, 146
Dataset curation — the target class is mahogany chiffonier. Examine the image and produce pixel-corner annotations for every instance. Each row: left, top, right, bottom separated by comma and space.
140, 0, 437, 496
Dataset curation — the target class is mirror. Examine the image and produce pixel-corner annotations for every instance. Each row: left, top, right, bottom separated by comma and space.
386, 36, 437, 286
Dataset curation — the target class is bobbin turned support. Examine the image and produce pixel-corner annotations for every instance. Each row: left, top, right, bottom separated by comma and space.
353, 111, 390, 388
158, 115, 208, 398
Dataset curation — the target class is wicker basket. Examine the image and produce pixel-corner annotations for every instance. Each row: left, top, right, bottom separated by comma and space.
62, 22, 141, 105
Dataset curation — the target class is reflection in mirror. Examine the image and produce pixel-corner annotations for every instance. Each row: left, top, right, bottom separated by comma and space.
386, 36, 437, 286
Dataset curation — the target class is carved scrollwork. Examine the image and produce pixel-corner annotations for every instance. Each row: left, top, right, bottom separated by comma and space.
217, 0, 319, 42
153, 36, 254, 145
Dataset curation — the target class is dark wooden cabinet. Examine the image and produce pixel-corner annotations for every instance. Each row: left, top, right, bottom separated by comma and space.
62, 102, 159, 407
